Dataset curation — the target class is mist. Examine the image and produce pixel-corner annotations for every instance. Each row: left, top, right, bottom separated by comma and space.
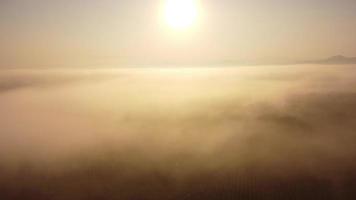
1, 65, 356, 199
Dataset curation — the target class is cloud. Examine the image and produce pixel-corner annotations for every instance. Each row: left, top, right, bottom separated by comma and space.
0, 70, 119, 93
1, 66, 356, 199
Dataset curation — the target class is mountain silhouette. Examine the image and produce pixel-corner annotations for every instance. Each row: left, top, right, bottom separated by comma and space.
307, 55, 356, 64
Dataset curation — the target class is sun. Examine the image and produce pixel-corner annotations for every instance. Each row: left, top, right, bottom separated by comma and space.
164, 0, 198, 30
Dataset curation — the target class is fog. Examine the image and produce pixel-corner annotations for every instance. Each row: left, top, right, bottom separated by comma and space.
1, 65, 356, 199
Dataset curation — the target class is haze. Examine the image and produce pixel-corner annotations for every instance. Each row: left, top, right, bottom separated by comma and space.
1, 1, 356, 200
1, 0, 356, 68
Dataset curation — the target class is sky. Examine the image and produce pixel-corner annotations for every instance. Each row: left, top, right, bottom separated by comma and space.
0, 0, 356, 68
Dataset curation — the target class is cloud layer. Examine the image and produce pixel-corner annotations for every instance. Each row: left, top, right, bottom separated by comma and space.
1, 65, 356, 199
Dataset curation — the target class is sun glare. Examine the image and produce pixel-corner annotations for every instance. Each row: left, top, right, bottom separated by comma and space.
164, 0, 198, 30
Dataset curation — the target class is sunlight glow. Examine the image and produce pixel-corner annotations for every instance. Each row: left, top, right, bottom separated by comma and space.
164, 0, 198, 30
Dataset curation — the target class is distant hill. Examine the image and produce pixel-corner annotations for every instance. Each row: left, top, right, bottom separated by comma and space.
306, 55, 356, 64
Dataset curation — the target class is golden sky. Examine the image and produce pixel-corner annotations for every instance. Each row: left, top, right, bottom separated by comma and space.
1, 0, 356, 68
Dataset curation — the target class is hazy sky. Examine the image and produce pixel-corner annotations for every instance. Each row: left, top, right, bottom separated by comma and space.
1, 0, 356, 68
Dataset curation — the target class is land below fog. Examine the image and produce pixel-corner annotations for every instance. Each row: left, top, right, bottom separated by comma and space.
1, 65, 356, 200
